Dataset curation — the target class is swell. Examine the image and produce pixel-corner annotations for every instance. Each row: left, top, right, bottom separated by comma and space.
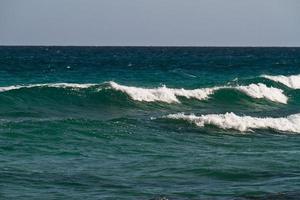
0, 83, 97, 92
0, 81, 293, 110
0, 83, 131, 111
164, 112, 300, 133
105, 82, 289, 104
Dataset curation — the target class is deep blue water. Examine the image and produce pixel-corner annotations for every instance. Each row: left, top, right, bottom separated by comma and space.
0, 47, 300, 200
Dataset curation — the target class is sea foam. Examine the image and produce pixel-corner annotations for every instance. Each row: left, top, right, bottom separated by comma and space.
0, 82, 288, 104
236, 83, 287, 104
262, 74, 300, 89
165, 112, 300, 133
108, 81, 217, 103
108, 82, 287, 104
0, 83, 97, 92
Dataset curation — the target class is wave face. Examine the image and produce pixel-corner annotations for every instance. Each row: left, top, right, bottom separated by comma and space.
0, 82, 288, 104
262, 74, 300, 89
109, 82, 287, 104
165, 112, 300, 133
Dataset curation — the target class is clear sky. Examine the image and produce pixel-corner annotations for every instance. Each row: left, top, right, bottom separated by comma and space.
1, 0, 300, 46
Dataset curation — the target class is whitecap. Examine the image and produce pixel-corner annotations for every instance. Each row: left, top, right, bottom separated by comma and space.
262, 74, 300, 89
0, 83, 97, 92
0, 82, 289, 104
165, 112, 300, 133
108, 82, 287, 104
236, 83, 287, 104
108, 81, 218, 103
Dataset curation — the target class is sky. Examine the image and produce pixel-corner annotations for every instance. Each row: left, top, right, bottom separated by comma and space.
1, 0, 300, 46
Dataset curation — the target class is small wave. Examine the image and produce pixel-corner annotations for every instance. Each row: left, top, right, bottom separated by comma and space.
0, 83, 97, 92
235, 83, 287, 104
108, 81, 218, 103
108, 82, 287, 104
165, 112, 300, 133
262, 74, 300, 89
0, 82, 288, 104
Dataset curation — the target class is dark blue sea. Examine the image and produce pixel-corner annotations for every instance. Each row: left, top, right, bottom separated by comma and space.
1, 47, 300, 200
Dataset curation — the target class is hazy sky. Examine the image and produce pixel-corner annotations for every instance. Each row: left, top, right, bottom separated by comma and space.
1, 0, 300, 46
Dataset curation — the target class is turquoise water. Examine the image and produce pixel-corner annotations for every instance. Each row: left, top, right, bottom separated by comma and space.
1, 47, 300, 199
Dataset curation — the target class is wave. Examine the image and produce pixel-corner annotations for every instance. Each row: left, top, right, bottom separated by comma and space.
165, 112, 300, 133
108, 81, 218, 103
0, 81, 288, 104
0, 83, 97, 92
235, 83, 287, 104
108, 82, 287, 104
262, 74, 300, 89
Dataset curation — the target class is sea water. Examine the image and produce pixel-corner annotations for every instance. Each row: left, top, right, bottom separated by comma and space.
0, 47, 300, 199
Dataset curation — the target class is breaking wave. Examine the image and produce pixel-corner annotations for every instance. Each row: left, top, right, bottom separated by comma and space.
0, 83, 97, 92
262, 74, 300, 89
165, 112, 300, 133
108, 81, 218, 103
0, 81, 289, 104
108, 82, 288, 104
235, 83, 287, 104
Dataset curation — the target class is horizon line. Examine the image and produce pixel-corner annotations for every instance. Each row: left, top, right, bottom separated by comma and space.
1, 45, 300, 48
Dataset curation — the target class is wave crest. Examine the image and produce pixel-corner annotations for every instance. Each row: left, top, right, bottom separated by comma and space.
108, 82, 287, 104
0, 83, 97, 92
108, 81, 217, 103
236, 83, 287, 104
0, 82, 288, 104
165, 112, 300, 133
262, 74, 300, 89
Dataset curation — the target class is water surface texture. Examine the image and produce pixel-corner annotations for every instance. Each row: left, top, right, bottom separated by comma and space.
1, 47, 300, 200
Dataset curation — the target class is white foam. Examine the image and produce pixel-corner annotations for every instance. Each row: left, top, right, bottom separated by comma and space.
0, 83, 96, 92
0, 82, 289, 104
46, 83, 97, 89
108, 82, 287, 104
262, 74, 300, 89
165, 112, 300, 133
108, 81, 217, 103
236, 83, 288, 104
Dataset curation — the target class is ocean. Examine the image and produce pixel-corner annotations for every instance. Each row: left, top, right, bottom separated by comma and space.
0, 47, 300, 200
